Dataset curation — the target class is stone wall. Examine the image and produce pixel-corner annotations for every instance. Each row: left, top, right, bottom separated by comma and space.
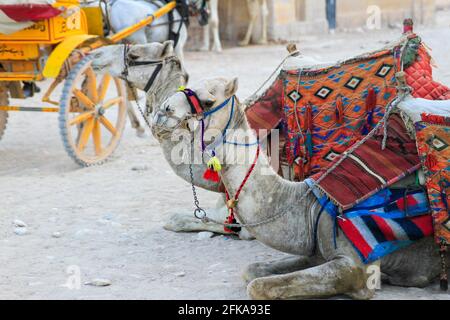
186, 0, 445, 49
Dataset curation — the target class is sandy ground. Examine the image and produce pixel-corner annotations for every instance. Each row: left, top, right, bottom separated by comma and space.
1, 13, 450, 300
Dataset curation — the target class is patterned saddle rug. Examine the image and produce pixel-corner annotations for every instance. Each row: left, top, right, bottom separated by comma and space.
245, 32, 450, 269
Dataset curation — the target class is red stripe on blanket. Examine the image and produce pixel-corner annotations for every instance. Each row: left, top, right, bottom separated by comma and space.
0, 5, 61, 22
314, 114, 421, 210
371, 215, 396, 241
411, 214, 434, 236
338, 217, 372, 258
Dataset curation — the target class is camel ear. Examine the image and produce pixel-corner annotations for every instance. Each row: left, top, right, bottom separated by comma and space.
160, 40, 174, 58
224, 77, 239, 97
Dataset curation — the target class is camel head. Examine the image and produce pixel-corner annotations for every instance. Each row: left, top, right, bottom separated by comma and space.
90, 41, 188, 92
151, 77, 239, 141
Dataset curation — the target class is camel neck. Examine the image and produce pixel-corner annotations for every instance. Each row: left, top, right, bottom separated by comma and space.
215, 110, 316, 255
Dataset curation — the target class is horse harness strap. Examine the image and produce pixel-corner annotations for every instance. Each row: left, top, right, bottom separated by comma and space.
122, 44, 165, 93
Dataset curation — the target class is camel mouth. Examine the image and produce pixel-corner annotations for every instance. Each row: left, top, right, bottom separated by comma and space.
151, 125, 174, 141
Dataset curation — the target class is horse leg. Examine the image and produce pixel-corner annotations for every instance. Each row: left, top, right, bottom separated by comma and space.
209, 0, 222, 52
243, 255, 322, 283
256, 0, 268, 45
247, 257, 375, 300
126, 99, 146, 137
239, 0, 257, 46
200, 25, 210, 51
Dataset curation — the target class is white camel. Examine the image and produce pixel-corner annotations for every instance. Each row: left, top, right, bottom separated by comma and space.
239, 0, 269, 46
151, 77, 450, 299
89, 41, 254, 238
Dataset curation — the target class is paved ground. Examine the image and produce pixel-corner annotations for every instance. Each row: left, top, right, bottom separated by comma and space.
1, 13, 450, 299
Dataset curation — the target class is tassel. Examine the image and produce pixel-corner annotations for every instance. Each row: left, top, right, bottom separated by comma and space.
363, 88, 377, 134
177, 85, 186, 92
203, 152, 222, 182
335, 96, 344, 125
206, 155, 222, 172
366, 87, 377, 112
305, 104, 314, 157
203, 168, 220, 182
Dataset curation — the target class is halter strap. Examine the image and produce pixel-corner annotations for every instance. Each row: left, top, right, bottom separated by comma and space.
181, 88, 203, 114
122, 44, 165, 93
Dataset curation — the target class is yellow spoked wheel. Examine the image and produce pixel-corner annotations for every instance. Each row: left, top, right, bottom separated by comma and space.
59, 55, 127, 167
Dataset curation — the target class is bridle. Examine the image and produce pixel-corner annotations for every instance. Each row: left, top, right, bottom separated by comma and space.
121, 44, 178, 93
152, 87, 235, 140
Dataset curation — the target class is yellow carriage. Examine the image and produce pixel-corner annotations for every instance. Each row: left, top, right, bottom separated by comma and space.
0, 0, 176, 166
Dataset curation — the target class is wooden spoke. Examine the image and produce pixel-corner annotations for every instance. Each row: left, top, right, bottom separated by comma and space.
93, 119, 102, 156
68, 111, 95, 126
103, 97, 123, 110
99, 115, 118, 136
73, 89, 95, 109
98, 74, 112, 102
77, 117, 95, 151
85, 68, 98, 103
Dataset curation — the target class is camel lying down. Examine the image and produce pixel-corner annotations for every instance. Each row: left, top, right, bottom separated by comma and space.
151, 77, 450, 299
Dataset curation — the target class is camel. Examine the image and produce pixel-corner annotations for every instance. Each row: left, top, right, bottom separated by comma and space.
89, 41, 253, 239
150, 77, 449, 299
239, 0, 269, 46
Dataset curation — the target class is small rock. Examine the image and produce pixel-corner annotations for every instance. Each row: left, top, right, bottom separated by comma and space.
13, 219, 27, 227
197, 231, 214, 240
52, 232, 62, 238
131, 165, 150, 171
174, 272, 186, 278
84, 279, 112, 287
14, 227, 27, 236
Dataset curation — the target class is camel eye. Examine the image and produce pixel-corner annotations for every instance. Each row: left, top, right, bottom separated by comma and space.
165, 105, 172, 113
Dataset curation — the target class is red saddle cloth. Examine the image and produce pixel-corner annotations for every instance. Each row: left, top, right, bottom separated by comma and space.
312, 114, 421, 210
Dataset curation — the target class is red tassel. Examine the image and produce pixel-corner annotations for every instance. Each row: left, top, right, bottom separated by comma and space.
203, 168, 220, 182
425, 154, 438, 170
366, 87, 377, 112
335, 96, 344, 124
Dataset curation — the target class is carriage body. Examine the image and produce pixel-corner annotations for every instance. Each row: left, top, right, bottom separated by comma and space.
0, 0, 176, 166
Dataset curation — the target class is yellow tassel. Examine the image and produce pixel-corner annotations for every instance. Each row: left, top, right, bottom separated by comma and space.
207, 156, 222, 172
177, 85, 186, 92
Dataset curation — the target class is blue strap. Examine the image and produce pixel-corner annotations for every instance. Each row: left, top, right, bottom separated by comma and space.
202, 96, 232, 117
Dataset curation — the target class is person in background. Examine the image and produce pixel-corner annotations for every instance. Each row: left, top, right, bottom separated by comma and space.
326, 0, 337, 34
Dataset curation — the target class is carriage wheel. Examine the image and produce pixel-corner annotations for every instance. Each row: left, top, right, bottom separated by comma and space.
59, 55, 127, 167
0, 81, 9, 141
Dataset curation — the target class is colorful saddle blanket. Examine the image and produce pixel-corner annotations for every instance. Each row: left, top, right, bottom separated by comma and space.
306, 179, 433, 263
312, 114, 421, 210
415, 114, 450, 246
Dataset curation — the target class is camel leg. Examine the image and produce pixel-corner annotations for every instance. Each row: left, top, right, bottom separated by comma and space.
247, 257, 374, 300
239, 0, 258, 46
256, 0, 268, 45
209, 0, 222, 52
243, 255, 322, 283
164, 195, 254, 240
